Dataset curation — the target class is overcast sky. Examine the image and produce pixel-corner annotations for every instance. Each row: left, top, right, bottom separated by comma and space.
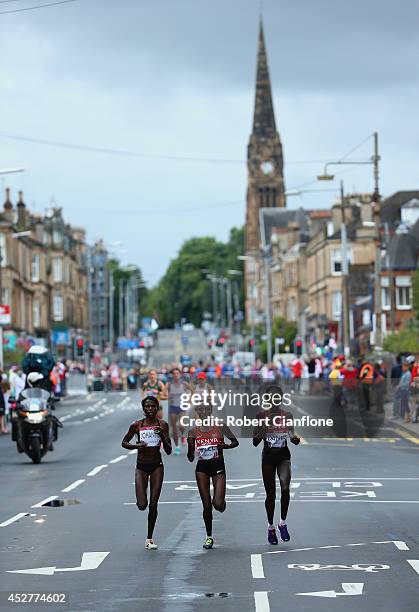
1, 0, 418, 284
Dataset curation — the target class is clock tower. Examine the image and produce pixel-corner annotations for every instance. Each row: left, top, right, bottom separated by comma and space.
245, 19, 286, 252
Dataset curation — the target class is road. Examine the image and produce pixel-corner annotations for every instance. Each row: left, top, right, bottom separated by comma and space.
1, 384, 418, 612
149, 329, 210, 369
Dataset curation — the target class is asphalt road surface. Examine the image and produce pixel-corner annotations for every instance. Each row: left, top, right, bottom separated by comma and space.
149, 329, 210, 369
1, 390, 418, 612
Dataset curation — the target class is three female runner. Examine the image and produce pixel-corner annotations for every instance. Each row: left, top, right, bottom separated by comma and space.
187, 404, 239, 549
252, 385, 300, 545
122, 396, 172, 549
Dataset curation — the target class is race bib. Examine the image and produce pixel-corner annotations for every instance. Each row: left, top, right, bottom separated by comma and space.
196, 435, 220, 460
266, 429, 288, 448
139, 427, 161, 447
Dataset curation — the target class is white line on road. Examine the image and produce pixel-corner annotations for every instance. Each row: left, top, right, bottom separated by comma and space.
265, 541, 409, 555
123, 500, 419, 504
251, 554, 265, 579
161, 477, 419, 484
87, 465, 108, 477
0, 513, 29, 527
407, 560, 419, 576
254, 591, 270, 612
62, 479, 85, 492
109, 455, 128, 463
32, 496, 58, 508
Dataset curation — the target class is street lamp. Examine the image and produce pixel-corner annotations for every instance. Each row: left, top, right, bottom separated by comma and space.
317, 134, 381, 350
238, 254, 257, 354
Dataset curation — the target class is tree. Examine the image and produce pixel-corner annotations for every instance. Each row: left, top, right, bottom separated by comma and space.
147, 228, 245, 328
383, 321, 419, 353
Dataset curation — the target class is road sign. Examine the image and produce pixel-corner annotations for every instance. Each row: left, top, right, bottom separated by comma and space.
0, 304, 11, 325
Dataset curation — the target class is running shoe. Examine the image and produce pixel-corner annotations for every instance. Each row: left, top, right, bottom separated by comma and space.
278, 523, 290, 542
203, 537, 214, 549
268, 527, 278, 545
145, 539, 158, 550
174, 446, 181, 456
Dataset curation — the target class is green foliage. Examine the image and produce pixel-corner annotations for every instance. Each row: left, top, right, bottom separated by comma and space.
3, 348, 26, 369
271, 317, 298, 349
148, 228, 245, 328
108, 259, 148, 336
383, 321, 419, 353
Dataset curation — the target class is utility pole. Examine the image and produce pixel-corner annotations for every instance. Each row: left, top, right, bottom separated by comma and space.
118, 278, 124, 338
340, 181, 350, 355
372, 131, 382, 346
109, 268, 114, 348
259, 208, 273, 363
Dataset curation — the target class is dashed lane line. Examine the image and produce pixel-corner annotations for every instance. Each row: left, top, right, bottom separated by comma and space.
32, 496, 58, 508
0, 513, 30, 528
254, 591, 270, 612
109, 455, 128, 464
87, 465, 108, 476
62, 479, 85, 493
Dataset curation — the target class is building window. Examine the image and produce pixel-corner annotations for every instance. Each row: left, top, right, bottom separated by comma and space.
395, 276, 412, 310
52, 229, 62, 245
287, 297, 297, 321
33, 300, 40, 328
31, 254, 40, 282
53, 295, 63, 321
0, 234, 7, 267
332, 291, 342, 320
1, 288, 10, 306
331, 248, 353, 276
381, 287, 390, 310
53, 257, 63, 283
64, 261, 70, 284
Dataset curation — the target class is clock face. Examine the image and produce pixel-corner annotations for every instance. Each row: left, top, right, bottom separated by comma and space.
260, 160, 275, 175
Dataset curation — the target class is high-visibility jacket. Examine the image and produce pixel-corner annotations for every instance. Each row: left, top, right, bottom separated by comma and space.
359, 363, 374, 384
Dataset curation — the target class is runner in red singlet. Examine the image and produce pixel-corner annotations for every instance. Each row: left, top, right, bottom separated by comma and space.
187, 403, 239, 549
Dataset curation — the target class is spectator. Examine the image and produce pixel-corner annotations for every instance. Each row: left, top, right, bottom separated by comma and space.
373, 362, 386, 414
390, 355, 403, 419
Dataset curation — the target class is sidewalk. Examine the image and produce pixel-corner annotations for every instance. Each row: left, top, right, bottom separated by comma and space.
384, 400, 419, 441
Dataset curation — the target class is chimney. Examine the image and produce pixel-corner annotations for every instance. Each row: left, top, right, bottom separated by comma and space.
360, 198, 373, 224
3, 187, 13, 222
17, 190, 26, 228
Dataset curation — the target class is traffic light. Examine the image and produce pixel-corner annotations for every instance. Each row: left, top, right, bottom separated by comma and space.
76, 337, 84, 358
248, 338, 255, 351
295, 340, 302, 356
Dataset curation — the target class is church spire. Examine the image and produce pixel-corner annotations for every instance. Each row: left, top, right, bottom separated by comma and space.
252, 18, 276, 135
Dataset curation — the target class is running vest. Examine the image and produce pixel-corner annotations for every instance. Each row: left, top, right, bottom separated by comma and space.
137, 419, 161, 447
195, 426, 223, 460
143, 381, 161, 398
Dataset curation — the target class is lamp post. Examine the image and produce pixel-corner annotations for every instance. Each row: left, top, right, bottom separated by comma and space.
317, 133, 381, 346
317, 132, 382, 345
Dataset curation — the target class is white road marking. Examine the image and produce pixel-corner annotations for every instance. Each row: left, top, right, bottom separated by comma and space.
129, 449, 137, 454
32, 496, 58, 508
7, 551, 110, 575
407, 560, 419, 576
162, 477, 419, 484
109, 455, 128, 464
87, 465, 108, 477
251, 554, 265, 579
288, 563, 389, 572
265, 541, 409, 555
62, 479, 85, 492
254, 591, 270, 612
297, 583, 364, 598
124, 499, 419, 504
0, 512, 29, 527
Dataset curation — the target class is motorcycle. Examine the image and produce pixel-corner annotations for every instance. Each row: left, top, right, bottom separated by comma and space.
15, 388, 63, 464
